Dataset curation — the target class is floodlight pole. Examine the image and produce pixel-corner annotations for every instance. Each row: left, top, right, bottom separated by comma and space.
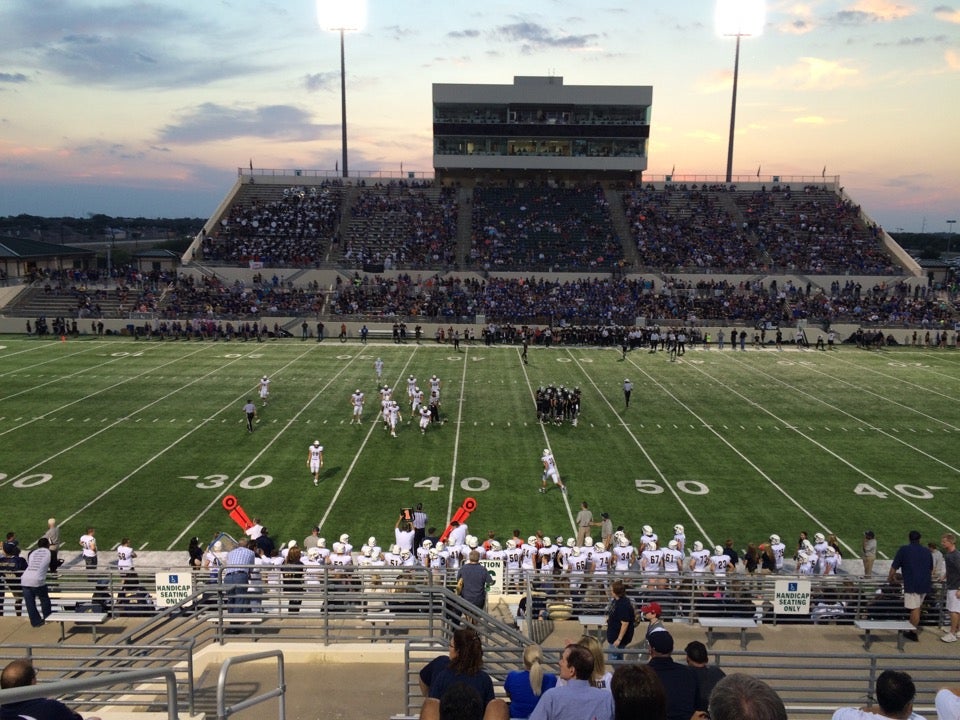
338, 27, 348, 179
725, 33, 743, 184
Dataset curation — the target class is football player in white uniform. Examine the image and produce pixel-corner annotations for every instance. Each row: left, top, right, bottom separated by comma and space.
689, 541, 711, 574
769, 534, 786, 572
672, 524, 686, 553
350, 389, 364, 424
538, 538, 557, 573
613, 533, 636, 573
258, 375, 270, 406
307, 440, 324, 486
640, 542, 663, 575
821, 546, 841, 575
591, 542, 611, 575
407, 375, 417, 401
539, 448, 567, 494
521, 537, 539, 573
709, 545, 731, 576
813, 532, 830, 574
338, 533, 353, 555
328, 542, 352, 567
418, 405, 432, 434
411, 386, 424, 414
388, 401, 402, 437
374, 357, 384, 382
662, 540, 683, 576
640, 525, 658, 548
429, 374, 441, 401
797, 540, 817, 575
416, 539, 432, 567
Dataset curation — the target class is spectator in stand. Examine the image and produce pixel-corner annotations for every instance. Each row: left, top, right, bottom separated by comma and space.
428, 628, 495, 708
888, 530, 932, 642
1, 659, 102, 720
504, 645, 557, 719
684, 641, 725, 706
646, 631, 702, 720
831, 669, 922, 720
20, 538, 53, 628
42, 519, 61, 573
941, 533, 960, 643
694, 673, 786, 720
529, 643, 614, 720
611, 664, 666, 720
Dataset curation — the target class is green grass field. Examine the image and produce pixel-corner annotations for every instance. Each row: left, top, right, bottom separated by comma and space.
1, 336, 958, 563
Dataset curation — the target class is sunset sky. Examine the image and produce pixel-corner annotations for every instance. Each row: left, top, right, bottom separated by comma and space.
0, 0, 957, 233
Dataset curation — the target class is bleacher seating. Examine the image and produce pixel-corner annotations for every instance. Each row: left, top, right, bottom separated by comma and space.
469, 184, 623, 271
339, 185, 458, 270
201, 184, 343, 266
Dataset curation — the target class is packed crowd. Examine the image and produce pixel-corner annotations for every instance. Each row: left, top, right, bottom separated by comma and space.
340, 186, 459, 270
200, 184, 342, 266
469, 184, 624, 272
328, 272, 960, 330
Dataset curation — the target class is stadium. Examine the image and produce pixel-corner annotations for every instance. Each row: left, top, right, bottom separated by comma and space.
1, 65, 959, 720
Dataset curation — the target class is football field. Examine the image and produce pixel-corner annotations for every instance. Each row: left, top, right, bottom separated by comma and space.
1, 336, 958, 562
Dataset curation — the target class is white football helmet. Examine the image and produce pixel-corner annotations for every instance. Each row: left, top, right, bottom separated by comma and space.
306, 546, 321, 559
566, 538, 576, 548
643, 525, 653, 535
693, 541, 704, 552
668, 540, 679, 550
422, 539, 433, 549
360, 545, 371, 557
506, 538, 517, 549
618, 534, 631, 548
674, 524, 684, 534
584, 537, 593, 548
542, 537, 552, 547
572, 547, 581, 557
435, 541, 445, 552
466, 535, 478, 548
528, 536, 537, 546
714, 545, 724, 555
770, 534, 781, 545
389, 544, 400, 555
814, 533, 826, 543
428, 549, 438, 559
490, 540, 502, 551
370, 548, 382, 560
802, 539, 814, 552
318, 538, 326, 548
313, 440, 320, 447
543, 448, 550, 455
647, 541, 657, 551
594, 541, 605, 552
367, 536, 377, 547
339, 533, 350, 543
400, 550, 411, 560
333, 542, 345, 554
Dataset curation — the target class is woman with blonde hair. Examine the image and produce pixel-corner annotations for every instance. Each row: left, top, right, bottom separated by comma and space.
504, 644, 557, 718
577, 635, 613, 690
557, 635, 613, 690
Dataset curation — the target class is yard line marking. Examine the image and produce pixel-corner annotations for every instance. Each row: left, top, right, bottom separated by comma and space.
0, 342, 171, 404
0, 344, 300, 492
0, 343, 212, 438
695, 358, 959, 539
570, 350, 712, 547
729, 355, 960, 474
444, 346, 471, 525
0, 340, 106, 375
518, 349, 575, 532
823, 352, 960, 404
315, 348, 420, 533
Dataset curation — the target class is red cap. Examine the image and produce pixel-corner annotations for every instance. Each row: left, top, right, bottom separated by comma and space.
641, 602, 662, 616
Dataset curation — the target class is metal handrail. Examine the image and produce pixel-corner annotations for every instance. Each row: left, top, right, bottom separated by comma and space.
216, 650, 285, 720
0, 668, 182, 720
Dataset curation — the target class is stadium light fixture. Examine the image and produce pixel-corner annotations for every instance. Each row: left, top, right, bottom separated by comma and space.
716, 0, 765, 183
317, 1, 367, 179
948, 219, 957, 254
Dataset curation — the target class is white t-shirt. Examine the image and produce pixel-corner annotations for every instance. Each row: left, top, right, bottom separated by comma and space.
935, 688, 960, 720
831, 708, 926, 720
